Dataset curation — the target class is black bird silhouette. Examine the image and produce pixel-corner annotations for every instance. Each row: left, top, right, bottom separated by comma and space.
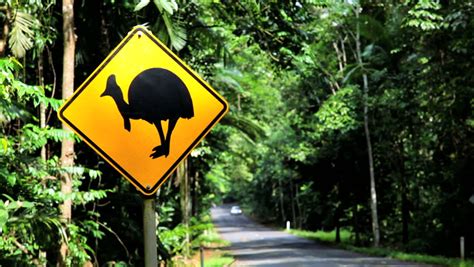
101, 68, 194, 158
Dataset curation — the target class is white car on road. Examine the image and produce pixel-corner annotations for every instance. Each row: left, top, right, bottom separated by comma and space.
230, 205, 242, 215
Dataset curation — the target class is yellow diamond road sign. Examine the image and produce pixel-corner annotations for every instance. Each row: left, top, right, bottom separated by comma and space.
58, 26, 228, 196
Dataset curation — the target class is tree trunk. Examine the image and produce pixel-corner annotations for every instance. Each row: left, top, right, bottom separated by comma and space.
289, 178, 296, 228
178, 159, 190, 257
0, 7, 9, 56
295, 183, 303, 229
335, 179, 341, 244
363, 74, 380, 247
58, 0, 75, 265
36, 47, 49, 267
278, 179, 286, 222
401, 176, 409, 244
38, 51, 47, 161
354, 8, 380, 247
354, 204, 361, 246
191, 171, 198, 217
397, 142, 409, 244
335, 216, 341, 243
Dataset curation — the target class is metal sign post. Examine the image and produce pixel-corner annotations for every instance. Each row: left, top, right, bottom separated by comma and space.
143, 197, 157, 267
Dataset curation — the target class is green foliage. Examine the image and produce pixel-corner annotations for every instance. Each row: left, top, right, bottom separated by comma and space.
312, 86, 361, 139
292, 228, 474, 267
206, 0, 474, 260
8, 11, 39, 58
0, 55, 108, 265
0, 58, 58, 263
158, 213, 214, 257
347, 246, 474, 267
2, 0, 56, 58
288, 229, 352, 244
405, 0, 444, 30
205, 252, 234, 267
159, 223, 189, 255
133, 0, 186, 51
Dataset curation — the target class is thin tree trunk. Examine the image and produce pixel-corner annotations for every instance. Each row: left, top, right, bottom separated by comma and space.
335, 215, 341, 243
99, 3, 110, 55
363, 74, 380, 247
354, 7, 380, 247
335, 180, 341, 244
0, 7, 9, 56
289, 178, 296, 228
36, 48, 49, 267
401, 174, 409, 244
340, 37, 347, 67
397, 142, 409, 244
295, 183, 303, 229
58, 0, 75, 265
190, 171, 195, 216
38, 52, 47, 161
354, 204, 361, 246
191, 172, 198, 217
278, 179, 286, 222
178, 159, 190, 257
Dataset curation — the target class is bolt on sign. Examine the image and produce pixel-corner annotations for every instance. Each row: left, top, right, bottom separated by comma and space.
58, 26, 228, 196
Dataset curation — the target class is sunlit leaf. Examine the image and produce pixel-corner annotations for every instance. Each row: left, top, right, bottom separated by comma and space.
162, 13, 186, 51
8, 11, 39, 58
153, 0, 178, 15
134, 0, 150, 11
0, 201, 8, 229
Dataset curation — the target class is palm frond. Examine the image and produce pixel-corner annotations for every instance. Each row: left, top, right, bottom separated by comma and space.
221, 113, 266, 141
213, 68, 245, 94
8, 11, 39, 58
134, 0, 151, 12
134, 0, 186, 51
162, 13, 186, 51
153, 0, 178, 15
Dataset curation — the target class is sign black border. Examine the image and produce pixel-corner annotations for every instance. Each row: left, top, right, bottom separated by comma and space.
58, 27, 228, 195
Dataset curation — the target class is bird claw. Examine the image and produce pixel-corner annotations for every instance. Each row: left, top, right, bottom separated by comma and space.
150, 146, 168, 158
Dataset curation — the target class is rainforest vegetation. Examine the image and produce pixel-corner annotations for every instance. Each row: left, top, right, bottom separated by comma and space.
0, 0, 473, 266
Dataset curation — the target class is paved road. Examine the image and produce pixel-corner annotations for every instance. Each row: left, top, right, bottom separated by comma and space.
211, 204, 435, 267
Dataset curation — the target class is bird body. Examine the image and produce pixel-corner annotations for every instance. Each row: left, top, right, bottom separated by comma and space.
101, 68, 194, 158
127, 68, 194, 123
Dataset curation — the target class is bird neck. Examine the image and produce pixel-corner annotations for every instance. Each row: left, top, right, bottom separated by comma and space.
110, 88, 130, 118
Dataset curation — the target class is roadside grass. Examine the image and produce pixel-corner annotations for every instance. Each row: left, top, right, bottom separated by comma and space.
287, 229, 352, 244
185, 218, 234, 267
195, 227, 230, 248
205, 251, 234, 267
346, 246, 474, 267
288, 229, 473, 267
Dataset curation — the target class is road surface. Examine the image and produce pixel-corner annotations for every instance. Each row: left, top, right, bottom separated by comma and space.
211, 204, 434, 267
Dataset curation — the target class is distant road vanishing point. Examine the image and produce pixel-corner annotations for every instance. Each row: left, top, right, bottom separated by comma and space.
211, 204, 437, 267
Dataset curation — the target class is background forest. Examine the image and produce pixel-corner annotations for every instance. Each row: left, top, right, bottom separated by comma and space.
0, 0, 473, 266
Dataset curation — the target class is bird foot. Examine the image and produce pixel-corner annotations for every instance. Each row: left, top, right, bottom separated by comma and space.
150, 145, 169, 159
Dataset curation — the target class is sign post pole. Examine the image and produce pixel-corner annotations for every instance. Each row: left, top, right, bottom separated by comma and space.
143, 197, 157, 267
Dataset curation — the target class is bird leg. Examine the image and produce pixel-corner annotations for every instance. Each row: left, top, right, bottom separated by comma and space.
150, 118, 177, 158
151, 121, 166, 158
163, 118, 177, 156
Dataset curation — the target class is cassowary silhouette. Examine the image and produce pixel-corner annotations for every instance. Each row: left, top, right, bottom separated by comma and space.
101, 68, 194, 159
